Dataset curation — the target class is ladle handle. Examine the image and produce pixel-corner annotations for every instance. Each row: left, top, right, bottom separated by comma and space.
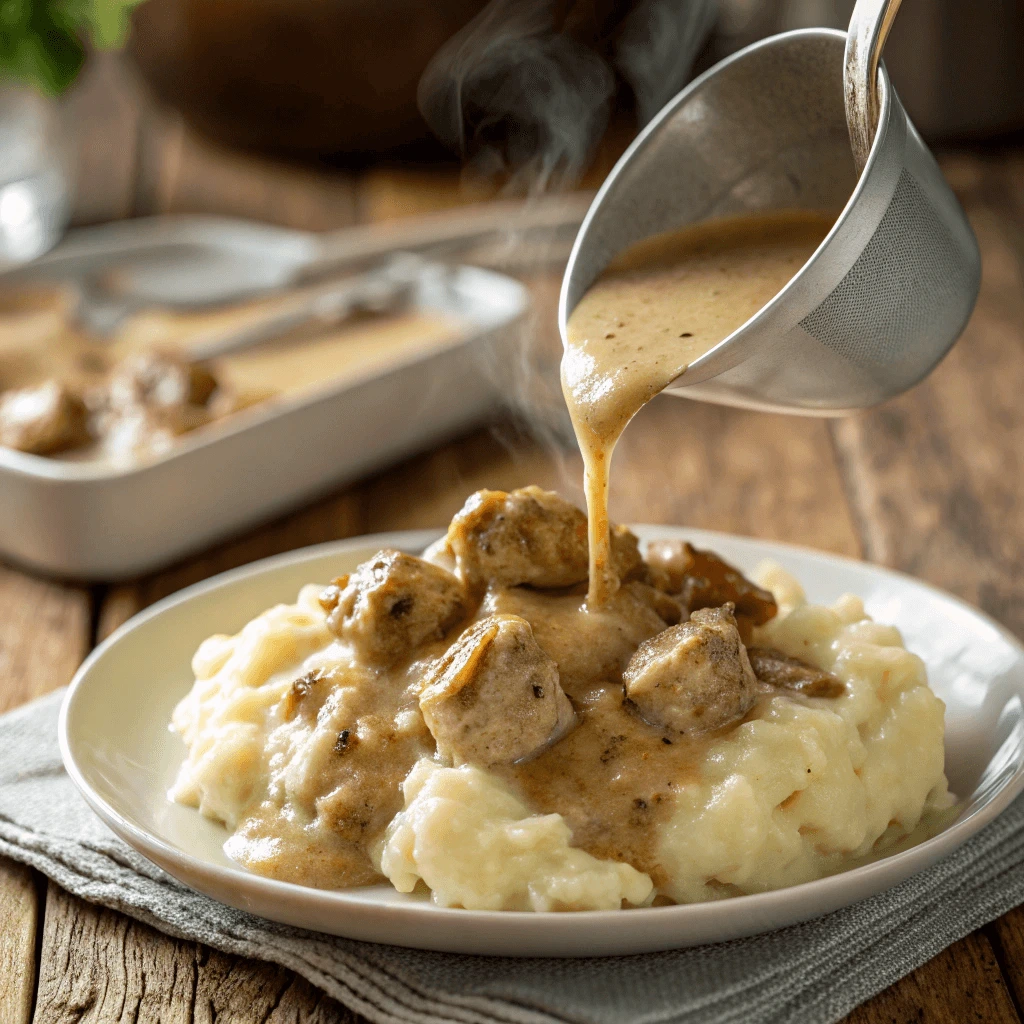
844, 0, 903, 173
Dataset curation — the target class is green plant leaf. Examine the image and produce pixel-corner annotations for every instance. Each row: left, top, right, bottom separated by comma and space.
15, 28, 83, 94
89, 0, 146, 48
0, 0, 146, 94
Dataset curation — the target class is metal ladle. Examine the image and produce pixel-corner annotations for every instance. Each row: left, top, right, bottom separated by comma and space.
560, 0, 980, 415
845, 0, 903, 173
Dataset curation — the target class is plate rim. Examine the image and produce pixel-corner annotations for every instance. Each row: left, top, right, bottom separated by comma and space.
58, 526, 1024, 952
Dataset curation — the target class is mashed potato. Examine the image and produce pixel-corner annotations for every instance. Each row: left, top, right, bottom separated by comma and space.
375, 759, 653, 910
170, 560, 952, 910
169, 584, 334, 824
654, 563, 952, 901
370, 564, 951, 905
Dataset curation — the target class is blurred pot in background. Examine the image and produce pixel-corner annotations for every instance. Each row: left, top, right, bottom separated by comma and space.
715, 0, 1024, 142
126, 0, 716, 170
127, 0, 488, 157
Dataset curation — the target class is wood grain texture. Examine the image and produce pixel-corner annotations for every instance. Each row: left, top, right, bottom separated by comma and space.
614, 398, 862, 555
843, 934, 1020, 1024
32, 883, 354, 1024
0, 550, 91, 1024
0, 858, 38, 1024
0, 566, 90, 714
65, 54, 141, 226
989, 907, 1024, 1017
356, 166, 493, 224
97, 490, 365, 640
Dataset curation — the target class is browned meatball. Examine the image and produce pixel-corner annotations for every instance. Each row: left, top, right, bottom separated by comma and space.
108, 351, 218, 412
0, 382, 91, 455
623, 604, 758, 734
319, 549, 467, 666
86, 351, 224, 460
610, 524, 646, 584
443, 485, 643, 589
644, 540, 777, 641
419, 614, 575, 766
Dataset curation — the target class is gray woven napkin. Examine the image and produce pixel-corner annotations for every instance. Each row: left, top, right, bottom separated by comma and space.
3, 690, 1024, 1024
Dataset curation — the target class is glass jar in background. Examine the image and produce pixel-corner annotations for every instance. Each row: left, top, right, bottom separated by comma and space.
0, 84, 74, 268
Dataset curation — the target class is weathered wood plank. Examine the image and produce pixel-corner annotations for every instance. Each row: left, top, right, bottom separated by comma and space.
97, 491, 365, 640
32, 883, 355, 1024
354, 114, 633, 224
64, 53, 141, 226
0, 565, 88, 1023
843, 934, 1020, 1024
356, 166, 493, 224
616, 397, 862, 555
989, 908, 1024, 1017
360, 424, 567, 533
0, 859, 38, 1024
0, 567, 91, 714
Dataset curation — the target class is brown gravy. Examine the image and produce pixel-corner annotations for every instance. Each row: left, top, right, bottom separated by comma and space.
498, 685, 719, 887
0, 287, 461, 396
562, 210, 833, 605
486, 579, 757, 886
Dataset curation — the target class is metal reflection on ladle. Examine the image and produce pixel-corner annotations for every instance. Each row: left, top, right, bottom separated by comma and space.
560, 9, 979, 416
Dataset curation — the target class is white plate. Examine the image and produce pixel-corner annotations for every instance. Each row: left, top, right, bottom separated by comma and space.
60, 528, 1024, 957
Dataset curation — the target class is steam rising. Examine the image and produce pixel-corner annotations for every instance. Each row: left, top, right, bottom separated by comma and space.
417, 0, 714, 488
617, 0, 718, 125
419, 0, 716, 185
418, 0, 616, 190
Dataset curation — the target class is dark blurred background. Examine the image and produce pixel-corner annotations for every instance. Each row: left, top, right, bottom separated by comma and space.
123, 0, 1024, 168
4, 0, 1023, 262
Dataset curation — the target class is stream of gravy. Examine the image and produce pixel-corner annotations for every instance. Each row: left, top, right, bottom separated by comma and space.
561, 210, 834, 605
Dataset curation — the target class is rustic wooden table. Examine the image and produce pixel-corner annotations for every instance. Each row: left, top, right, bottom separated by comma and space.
2, 54, 1024, 1024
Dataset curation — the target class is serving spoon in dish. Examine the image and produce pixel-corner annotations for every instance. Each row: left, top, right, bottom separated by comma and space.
559, 0, 980, 415
2, 193, 589, 340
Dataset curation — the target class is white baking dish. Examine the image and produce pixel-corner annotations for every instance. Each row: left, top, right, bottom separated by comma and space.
0, 263, 527, 579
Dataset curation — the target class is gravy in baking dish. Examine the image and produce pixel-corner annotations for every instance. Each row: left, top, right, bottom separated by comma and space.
0, 285, 462, 461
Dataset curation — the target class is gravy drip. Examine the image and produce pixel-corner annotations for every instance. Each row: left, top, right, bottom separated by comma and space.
486, 580, 760, 885
561, 210, 833, 605
223, 645, 447, 888
497, 684, 721, 886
